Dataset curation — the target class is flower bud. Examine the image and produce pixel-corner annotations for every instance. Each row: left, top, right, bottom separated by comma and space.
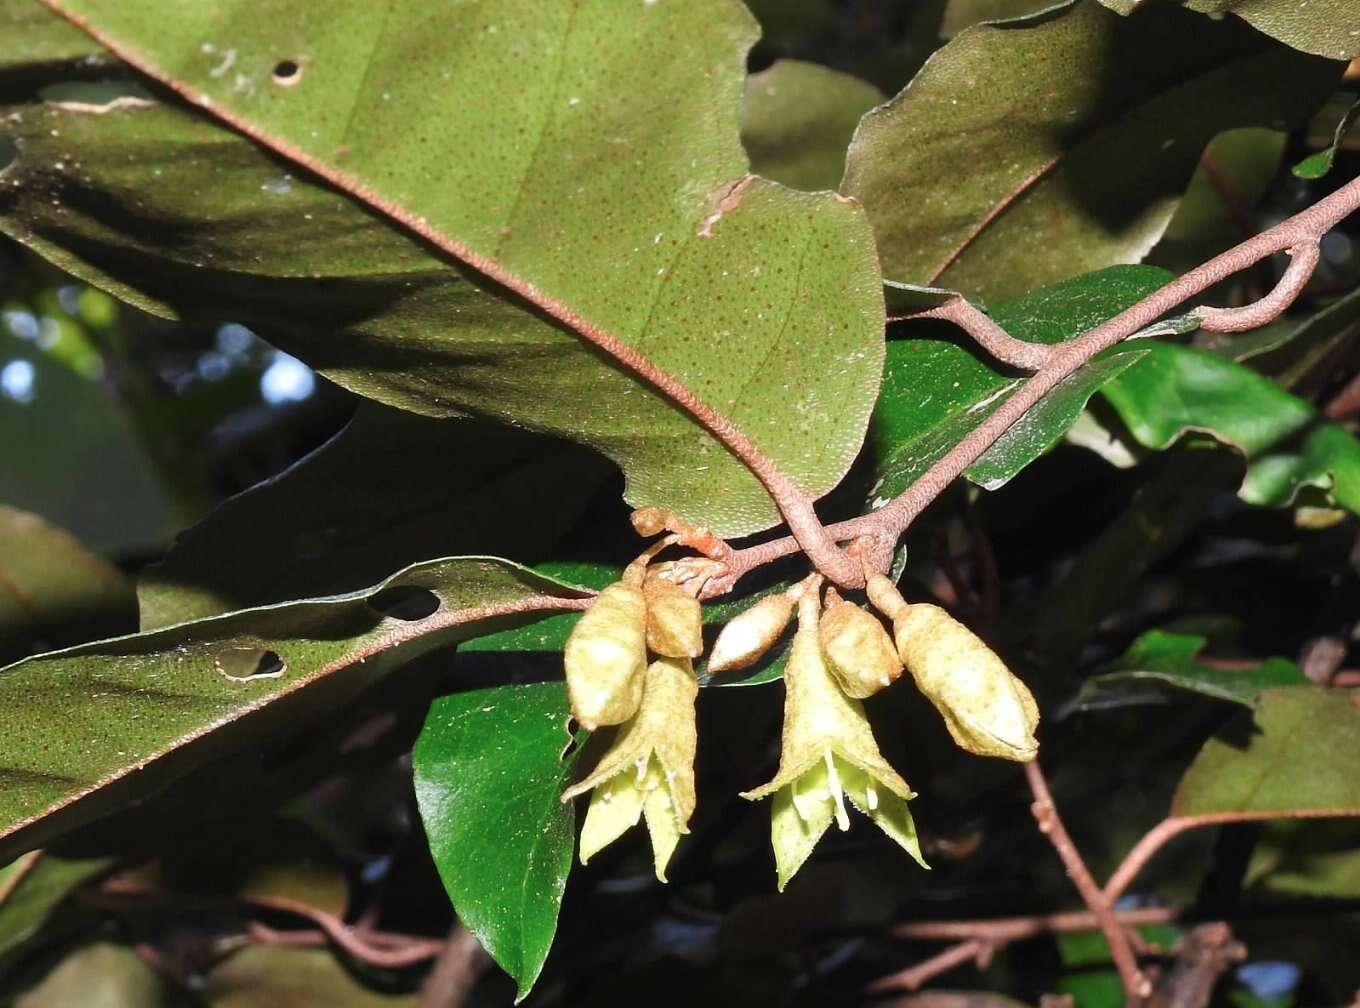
562, 656, 698, 881
707, 592, 796, 675
869, 577, 1037, 762
819, 587, 903, 699
742, 591, 925, 889
643, 575, 703, 659
564, 580, 647, 730
630, 507, 670, 538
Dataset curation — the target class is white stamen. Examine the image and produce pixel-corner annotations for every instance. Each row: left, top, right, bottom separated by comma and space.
824, 751, 850, 831
865, 782, 879, 811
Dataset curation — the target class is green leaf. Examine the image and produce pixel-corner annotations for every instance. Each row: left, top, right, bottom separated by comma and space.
1173, 687, 1360, 818
1247, 819, 1360, 899
3, 0, 886, 538
138, 405, 611, 629
1101, 342, 1360, 515
0, 556, 588, 860
1079, 630, 1309, 709
0, 853, 108, 959
740, 60, 883, 193
12, 943, 170, 1007
0, 506, 135, 663
1097, 0, 1360, 61
867, 266, 1171, 503
841, 1, 1339, 299
413, 683, 582, 1001
202, 946, 417, 1007
1295, 96, 1360, 179
1160, 129, 1286, 252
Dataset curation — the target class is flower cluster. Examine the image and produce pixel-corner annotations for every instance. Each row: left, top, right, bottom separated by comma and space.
559, 518, 1040, 889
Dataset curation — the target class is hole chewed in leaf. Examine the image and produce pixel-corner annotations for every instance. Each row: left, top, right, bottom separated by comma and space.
367, 585, 441, 621
214, 647, 286, 682
272, 60, 302, 86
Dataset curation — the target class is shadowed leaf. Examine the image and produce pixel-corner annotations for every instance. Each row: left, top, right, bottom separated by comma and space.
842, 1, 1339, 298
3, 0, 886, 537
0, 557, 588, 861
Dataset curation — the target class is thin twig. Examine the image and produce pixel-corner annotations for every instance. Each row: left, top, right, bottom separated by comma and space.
1025, 761, 1151, 1003
1103, 807, 1360, 906
708, 176, 1360, 594
867, 938, 991, 993
1195, 243, 1320, 332
891, 906, 1178, 943
420, 925, 489, 1008
911, 296, 1053, 370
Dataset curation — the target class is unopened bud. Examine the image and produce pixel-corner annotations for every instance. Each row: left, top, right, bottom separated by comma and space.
708, 592, 796, 675
819, 587, 903, 698
644, 576, 703, 658
564, 580, 647, 730
630, 507, 670, 538
891, 600, 1038, 763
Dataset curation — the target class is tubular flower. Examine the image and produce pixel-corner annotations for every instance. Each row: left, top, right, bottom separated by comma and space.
561, 656, 698, 881
707, 592, 796, 675
867, 575, 1038, 763
741, 590, 926, 890
563, 578, 648, 730
818, 587, 903, 699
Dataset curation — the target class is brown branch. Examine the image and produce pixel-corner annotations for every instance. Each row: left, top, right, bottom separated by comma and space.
872, 908, 1179, 996
710, 175, 1360, 594
911, 296, 1054, 370
1025, 761, 1151, 1003
867, 938, 992, 994
420, 926, 490, 1008
891, 906, 1178, 943
1195, 243, 1319, 333
1104, 807, 1360, 905
1145, 923, 1245, 1008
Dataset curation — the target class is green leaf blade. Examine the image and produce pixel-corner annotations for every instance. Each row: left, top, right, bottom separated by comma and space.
15, 0, 888, 537
413, 683, 582, 1001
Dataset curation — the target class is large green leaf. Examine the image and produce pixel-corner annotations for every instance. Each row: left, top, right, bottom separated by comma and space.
841, 0, 1339, 299
1097, 0, 1360, 60
413, 683, 581, 1001
0, 556, 588, 861
1101, 342, 1360, 514
3, 0, 886, 538
866, 266, 1170, 504
740, 60, 883, 193
0, 506, 135, 663
1173, 687, 1360, 818
138, 405, 611, 629
1079, 630, 1309, 709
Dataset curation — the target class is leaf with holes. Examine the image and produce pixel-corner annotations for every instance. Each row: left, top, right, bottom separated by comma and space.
0, 557, 589, 861
841, 0, 1339, 299
414, 684, 582, 1001
138, 405, 611, 629
1077, 630, 1309, 710
1173, 687, 1360, 818
1101, 342, 1360, 515
0, 506, 135, 663
0, 0, 885, 538
1096, 0, 1360, 60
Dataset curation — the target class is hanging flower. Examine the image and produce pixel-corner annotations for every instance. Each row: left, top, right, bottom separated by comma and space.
742, 587, 926, 890
561, 656, 698, 881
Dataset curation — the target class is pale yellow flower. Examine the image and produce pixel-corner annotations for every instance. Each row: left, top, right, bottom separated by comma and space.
742, 591, 926, 890
561, 656, 698, 881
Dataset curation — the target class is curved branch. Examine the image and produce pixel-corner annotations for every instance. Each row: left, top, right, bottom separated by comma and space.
710, 175, 1360, 594
1195, 242, 1320, 333
912, 296, 1053, 370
